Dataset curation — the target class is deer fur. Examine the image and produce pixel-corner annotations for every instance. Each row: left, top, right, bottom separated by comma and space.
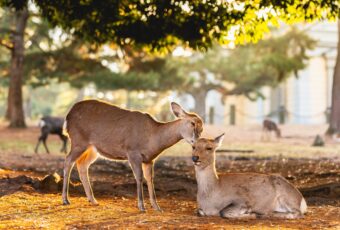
192, 134, 307, 219
35, 116, 68, 154
62, 100, 203, 211
262, 119, 281, 140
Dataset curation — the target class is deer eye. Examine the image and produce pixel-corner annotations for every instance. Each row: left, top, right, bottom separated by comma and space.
206, 147, 212, 151
191, 122, 195, 126
192, 146, 196, 150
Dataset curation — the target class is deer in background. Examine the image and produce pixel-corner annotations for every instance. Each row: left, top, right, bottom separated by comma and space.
262, 119, 281, 141
62, 100, 203, 211
35, 116, 68, 154
192, 134, 307, 219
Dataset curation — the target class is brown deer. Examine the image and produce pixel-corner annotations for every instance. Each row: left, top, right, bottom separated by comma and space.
62, 100, 203, 211
192, 134, 307, 219
262, 119, 281, 141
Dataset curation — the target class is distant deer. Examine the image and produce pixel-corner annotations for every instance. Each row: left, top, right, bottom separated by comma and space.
192, 134, 307, 219
62, 100, 203, 211
35, 116, 68, 154
262, 119, 281, 140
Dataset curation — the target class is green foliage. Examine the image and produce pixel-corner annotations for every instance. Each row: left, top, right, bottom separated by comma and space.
0, 7, 56, 86
0, 6, 184, 93
0, 0, 28, 11
32, 0, 243, 51
19, 43, 183, 91
1, 0, 338, 51
219, 27, 316, 97
30, 0, 338, 51
172, 27, 315, 99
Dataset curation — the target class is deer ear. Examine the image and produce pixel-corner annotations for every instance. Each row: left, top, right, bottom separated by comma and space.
171, 102, 187, 118
214, 133, 225, 147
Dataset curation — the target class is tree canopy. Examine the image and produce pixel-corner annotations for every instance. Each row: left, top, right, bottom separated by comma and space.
2, 0, 338, 51
0, 0, 339, 129
0, 6, 183, 93
0, 42, 183, 91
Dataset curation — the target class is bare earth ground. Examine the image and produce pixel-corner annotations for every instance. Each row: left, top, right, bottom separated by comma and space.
0, 124, 339, 229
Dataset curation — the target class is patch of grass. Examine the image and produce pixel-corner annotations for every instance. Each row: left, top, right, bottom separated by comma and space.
0, 134, 338, 159
0, 139, 65, 155
222, 142, 340, 159
162, 141, 340, 159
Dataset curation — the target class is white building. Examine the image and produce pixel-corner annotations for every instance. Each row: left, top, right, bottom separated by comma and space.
220, 21, 338, 125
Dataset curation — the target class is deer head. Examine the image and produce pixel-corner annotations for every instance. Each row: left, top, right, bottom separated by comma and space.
171, 102, 203, 144
191, 133, 224, 168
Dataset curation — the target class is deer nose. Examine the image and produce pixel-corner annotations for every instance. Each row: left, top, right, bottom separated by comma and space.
192, 156, 199, 162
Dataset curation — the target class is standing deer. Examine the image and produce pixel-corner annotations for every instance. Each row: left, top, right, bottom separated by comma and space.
262, 119, 281, 141
35, 116, 68, 154
62, 100, 203, 211
192, 134, 307, 219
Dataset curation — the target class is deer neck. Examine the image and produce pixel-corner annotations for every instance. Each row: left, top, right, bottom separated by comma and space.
154, 119, 183, 152
195, 162, 219, 195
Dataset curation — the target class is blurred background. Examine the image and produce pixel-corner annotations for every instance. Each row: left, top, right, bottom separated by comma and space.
0, 18, 338, 127
0, 1, 339, 228
0, 2, 339, 158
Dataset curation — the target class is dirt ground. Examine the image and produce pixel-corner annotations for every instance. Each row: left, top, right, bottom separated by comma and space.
0, 125, 339, 229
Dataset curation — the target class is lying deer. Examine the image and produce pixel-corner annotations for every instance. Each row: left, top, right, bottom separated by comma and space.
62, 100, 203, 211
262, 119, 281, 141
192, 134, 307, 219
35, 116, 68, 154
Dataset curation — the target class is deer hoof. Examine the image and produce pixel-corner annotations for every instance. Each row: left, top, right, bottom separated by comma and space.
153, 206, 163, 212
151, 204, 162, 212
197, 209, 205, 217
89, 200, 99, 206
62, 199, 70, 205
138, 206, 146, 212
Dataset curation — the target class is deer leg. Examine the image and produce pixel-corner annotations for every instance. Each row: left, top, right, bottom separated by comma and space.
34, 137, 42, 154
59, 134, 68, 153
142, 162, 161, 211
269, 196, 303, 219
76, 146, 98, 205
197, 208, 206, 216
220, 203, 256, 219
62, 146, 85, 205
128, 154, 145, 212
41, 134, 50, 154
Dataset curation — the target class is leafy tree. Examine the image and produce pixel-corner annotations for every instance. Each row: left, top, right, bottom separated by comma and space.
1, 0, 339, 128
20, 43, 183, 91
30, 0, 340, 132
31, 0, 338, 49
173, 28, 315, 120
0, 2, 54, 127
0, 6, 29, 127
0, 2, 183, 127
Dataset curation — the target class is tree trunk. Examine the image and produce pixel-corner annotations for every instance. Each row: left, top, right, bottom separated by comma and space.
191, 90, 208, 122
5, 96, 12, 120
327, 21, 340, 135
24, 87, 32, 119
6, 9, 29, 128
